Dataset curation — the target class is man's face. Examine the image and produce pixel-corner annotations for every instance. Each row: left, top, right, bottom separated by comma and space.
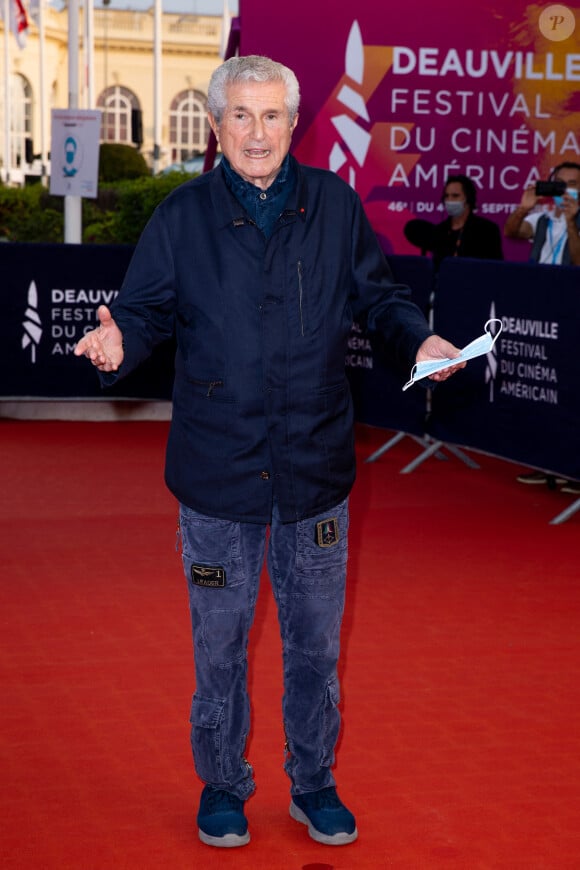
209, 80, 297, 190
443, 182, 466, 205
554, 167, 580, 190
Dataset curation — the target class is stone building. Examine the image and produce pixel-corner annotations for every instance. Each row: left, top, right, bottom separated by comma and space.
0, 4, 226, 182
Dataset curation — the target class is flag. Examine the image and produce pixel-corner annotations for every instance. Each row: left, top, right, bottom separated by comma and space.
0, 0, 29, 48
13, 0, 29, 47
28, 0, 40, 25
220, 0, 231, 59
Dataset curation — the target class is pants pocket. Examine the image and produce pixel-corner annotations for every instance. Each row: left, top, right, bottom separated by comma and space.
189, 694, 232, 784
179, 504, 245, 588
295, 498, 349, 582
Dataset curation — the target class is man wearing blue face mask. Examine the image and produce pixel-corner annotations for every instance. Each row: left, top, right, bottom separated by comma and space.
430, 174, 504, 270
504, 161, 580, 266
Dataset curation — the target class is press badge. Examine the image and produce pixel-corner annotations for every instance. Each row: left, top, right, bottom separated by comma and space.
403, 318, 502, 391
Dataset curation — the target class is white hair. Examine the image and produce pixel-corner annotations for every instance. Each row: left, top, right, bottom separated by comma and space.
208, 55, 301, 125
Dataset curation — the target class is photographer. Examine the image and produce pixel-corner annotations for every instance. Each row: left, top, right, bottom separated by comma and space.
506, 161, 580, 493
504, 161, 580, 265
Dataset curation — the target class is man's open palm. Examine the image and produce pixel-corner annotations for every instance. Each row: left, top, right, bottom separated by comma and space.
74, 305, 124, 372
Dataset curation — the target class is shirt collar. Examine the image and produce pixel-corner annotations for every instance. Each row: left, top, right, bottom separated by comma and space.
220, 153, 292, 202
209, 155, 307, 232
220, 155, 294, 237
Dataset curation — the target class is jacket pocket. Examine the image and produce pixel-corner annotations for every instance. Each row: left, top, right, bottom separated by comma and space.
297, 259, 305, 337
183, 375, 235, 403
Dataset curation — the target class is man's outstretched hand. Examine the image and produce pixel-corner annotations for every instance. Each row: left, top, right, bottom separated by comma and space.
416, 334, 466, 384
74, 305, 124, 372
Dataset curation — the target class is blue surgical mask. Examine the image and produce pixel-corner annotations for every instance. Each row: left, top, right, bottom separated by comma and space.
444, 200, 466, 218
554, 187, 579, 207
403, 319, 503, 391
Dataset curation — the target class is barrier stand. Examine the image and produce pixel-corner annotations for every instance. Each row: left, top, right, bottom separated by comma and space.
400, 387, 480, 474
399, 439, 480, 474
364, 431, 443, 464
549, 496, 580, 526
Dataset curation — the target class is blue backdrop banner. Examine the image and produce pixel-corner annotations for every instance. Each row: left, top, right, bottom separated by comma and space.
3, 245, 577, 484
428, 258, 579, 481
2, 242, 174, 400
345, 254, 433, 435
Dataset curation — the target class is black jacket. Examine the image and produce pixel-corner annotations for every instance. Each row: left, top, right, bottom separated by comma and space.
108, 157, 433, 522
432, 212, 503, 270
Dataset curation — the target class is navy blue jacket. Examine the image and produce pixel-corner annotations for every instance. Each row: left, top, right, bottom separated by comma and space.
109, 157, 432, 523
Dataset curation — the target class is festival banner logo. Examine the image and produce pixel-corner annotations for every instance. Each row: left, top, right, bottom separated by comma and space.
284, 2, 580, 256
21, 281, 42, 363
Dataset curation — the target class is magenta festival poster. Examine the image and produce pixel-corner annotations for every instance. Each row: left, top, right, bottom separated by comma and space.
240, 1, 580, 259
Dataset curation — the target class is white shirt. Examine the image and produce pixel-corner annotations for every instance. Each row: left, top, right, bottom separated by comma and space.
525, 209, 568, 265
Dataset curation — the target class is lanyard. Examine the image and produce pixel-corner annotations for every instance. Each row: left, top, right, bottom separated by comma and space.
547, 218, 566, 264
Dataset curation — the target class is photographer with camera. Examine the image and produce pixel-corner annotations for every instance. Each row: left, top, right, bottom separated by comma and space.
504, 161, 580, 265
505, 161, 580, 493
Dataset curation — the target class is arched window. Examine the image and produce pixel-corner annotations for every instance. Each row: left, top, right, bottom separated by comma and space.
169, 90, 209, 163
97, 86, 139, 144
0, 73, 33, 167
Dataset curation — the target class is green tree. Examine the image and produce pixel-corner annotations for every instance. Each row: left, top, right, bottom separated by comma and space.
83, 172, 193, 244
0, 170, 194, 245
98, 143, 150, 182
0, 185, 63, 243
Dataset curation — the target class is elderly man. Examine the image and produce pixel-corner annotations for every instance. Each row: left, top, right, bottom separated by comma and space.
75, 55, 463, 849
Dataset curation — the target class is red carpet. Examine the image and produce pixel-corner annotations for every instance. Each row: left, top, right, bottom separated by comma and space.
1, 420, 579, 869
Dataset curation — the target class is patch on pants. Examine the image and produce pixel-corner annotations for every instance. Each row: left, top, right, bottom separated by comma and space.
191, 564, 226, 588
315, 517, 339, 548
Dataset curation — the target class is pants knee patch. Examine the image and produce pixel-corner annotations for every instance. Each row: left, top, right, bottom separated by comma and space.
285, 594, 341, 655
203, 609, 246, 667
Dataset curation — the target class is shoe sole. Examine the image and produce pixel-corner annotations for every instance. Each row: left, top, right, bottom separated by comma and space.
516, 477, 567, 485
198, 828, 250, 848
289, 800, 358, 846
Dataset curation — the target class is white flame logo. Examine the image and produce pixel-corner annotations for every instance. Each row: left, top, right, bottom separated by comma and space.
485, 301, 500, 402
329, 20, 371, 189
22, 280, 43, 363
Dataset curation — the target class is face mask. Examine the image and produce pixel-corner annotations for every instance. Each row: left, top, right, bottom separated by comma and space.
553, 187, 579, 207
444, 200, 466, 218
403, 319, 503, 391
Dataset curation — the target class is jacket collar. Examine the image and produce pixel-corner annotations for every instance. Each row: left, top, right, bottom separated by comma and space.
209, 154, 308, 231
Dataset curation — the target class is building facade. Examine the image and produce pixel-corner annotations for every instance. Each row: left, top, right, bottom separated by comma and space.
0, 5, 225, 183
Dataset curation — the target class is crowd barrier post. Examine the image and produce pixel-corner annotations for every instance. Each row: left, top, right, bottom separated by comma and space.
549, 498, 580, 526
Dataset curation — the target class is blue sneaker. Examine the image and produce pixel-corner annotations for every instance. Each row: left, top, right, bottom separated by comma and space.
290, 786, 358, 845
197, 785, 250, 848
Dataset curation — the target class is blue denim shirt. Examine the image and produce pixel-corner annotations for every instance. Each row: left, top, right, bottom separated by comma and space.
221, 154, 295, 238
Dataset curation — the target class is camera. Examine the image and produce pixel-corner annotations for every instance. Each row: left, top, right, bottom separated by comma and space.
535, 180, 566, 197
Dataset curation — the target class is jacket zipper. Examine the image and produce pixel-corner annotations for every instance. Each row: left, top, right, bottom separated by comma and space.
297, 259, 305, 336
